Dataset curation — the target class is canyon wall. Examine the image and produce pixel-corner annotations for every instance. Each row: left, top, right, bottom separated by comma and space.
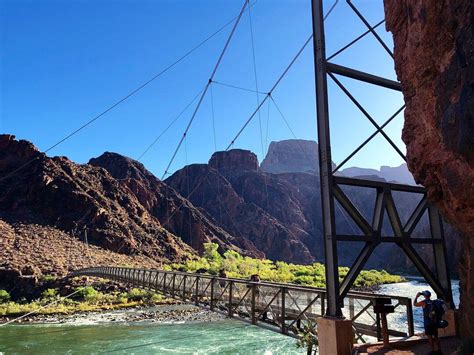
384, 0, 474, 338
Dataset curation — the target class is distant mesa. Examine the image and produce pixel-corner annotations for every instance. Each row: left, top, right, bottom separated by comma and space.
260, 138, 416, 185
340, 164, 416, 185
261, 139, 320, 174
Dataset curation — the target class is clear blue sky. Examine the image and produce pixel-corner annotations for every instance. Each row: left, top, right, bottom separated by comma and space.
1, 0, 405, 178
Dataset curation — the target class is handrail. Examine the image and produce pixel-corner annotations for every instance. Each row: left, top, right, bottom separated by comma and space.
72, 266, 409, 301
70, 266, 414, 341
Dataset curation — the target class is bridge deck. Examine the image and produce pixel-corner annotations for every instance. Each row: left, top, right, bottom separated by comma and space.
71, 267, 414, 342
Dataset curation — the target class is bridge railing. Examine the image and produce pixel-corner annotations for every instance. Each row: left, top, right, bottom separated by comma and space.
70, 266, 414, 341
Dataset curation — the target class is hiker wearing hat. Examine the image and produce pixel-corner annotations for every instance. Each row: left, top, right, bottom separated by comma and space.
414, 290, 441, 354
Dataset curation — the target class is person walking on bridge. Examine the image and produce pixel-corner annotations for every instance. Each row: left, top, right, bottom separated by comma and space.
414, 290, 441, 354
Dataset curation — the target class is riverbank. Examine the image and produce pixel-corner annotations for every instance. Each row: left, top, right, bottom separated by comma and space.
0, 303, 224, 325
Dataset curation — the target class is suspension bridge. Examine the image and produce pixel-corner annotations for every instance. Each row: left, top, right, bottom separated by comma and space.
71, 266, 415, 342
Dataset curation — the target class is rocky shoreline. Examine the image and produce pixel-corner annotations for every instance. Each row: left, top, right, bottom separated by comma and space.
0, 303, 226, 325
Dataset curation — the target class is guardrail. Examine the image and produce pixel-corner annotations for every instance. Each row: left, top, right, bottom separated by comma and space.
71, 266, 414, 342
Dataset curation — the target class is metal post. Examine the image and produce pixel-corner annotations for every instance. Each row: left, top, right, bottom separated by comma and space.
281, 287, 287, 334
381, 313, 389, 346
172, 273, 176, 297
406, 301, 414, 337
228, 281, 233, 317
251, 283, 257, 324
349, 297, 355, 320
195, 276, 200, 305
311, 0, 341, 317
183, 275, 187, 301
376, 311, 381, 341
321, 293, 325, 316
210, 278, 215, 311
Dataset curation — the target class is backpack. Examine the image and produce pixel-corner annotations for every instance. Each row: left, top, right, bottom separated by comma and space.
428, 299, 448, 328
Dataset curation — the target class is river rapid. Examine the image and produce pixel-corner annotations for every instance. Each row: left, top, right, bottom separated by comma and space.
0, 278, 460, 354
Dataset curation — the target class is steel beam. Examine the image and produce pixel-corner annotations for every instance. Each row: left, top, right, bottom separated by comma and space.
372, 188, 385, 234
403, 196, 428, 234
339, 241, 377, 298
326, 62, 402, 91
384, 191, 404, 237
335, 235, 442, 244
328, 72, 407, 162
334, 175, 425, 193
333, 184, 372, 235
346, 0, 393, 58
311, 0, 342, 317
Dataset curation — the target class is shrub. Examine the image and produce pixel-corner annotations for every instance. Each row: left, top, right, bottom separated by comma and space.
150, 293, 164, 303
75, 286, 103, 304
40, 274, 57, 283
174, 242, 405, 289
0, 290, 11, 303
127, 288, 150, 301
41, 288, 58, 300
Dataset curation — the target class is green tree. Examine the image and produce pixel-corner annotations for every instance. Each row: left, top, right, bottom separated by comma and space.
0, 290, 10, 303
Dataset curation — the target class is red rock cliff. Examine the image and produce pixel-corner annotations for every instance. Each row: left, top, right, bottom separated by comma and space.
384, 0, 474, 338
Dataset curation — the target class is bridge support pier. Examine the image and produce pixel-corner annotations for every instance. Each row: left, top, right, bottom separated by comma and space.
317, 317, 353, 355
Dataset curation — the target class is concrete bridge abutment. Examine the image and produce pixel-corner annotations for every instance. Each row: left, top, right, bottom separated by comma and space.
317, 317, 353, 355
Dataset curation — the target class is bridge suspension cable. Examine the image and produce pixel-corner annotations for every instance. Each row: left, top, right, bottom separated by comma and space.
225, 34, 312, 150
225, 0, 338, 150
137, 85, 206, 161
161, 0, 250, 179
247, 0, 264, 157
159, 0, 340, 221
0, 4, 253, 184
211, 80, 266, 95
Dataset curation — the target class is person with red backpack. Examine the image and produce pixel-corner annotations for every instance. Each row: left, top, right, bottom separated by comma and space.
414, 290, 447, 354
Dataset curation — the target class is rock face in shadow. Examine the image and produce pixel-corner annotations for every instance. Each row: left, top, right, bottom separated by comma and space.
384, 0, 474, 337
166, 150, 316, 263
0, 135, 192, 262
89, 152, 248, 256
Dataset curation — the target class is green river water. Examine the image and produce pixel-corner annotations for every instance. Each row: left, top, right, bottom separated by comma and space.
0, 319, 302, 354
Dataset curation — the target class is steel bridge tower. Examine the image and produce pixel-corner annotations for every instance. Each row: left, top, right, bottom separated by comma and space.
310, 0, 454, 352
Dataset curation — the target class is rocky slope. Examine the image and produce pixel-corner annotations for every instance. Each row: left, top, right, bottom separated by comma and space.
0, 219, 163, 298
385, 0, 474, 338
0, 135, 191, 261
166, 150, 315, 263
0, 135, 245, 292
88, 152, 248, 255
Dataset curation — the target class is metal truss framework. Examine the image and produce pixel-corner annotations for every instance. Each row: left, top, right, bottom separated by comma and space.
311, 0, 454, 317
